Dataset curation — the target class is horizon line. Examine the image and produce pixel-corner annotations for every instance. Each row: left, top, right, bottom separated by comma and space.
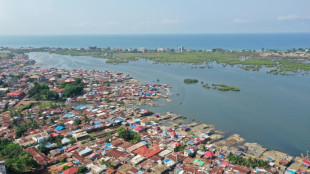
1, 32, 310, 36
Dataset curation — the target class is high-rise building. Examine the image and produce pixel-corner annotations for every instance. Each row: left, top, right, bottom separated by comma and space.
178, 46, 184, 52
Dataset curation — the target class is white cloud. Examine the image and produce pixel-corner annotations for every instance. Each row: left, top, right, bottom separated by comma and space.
161, 18, 180, 25
232, 18, 250, 23
105, 21, 120, 26
277, 14, 310, 20
277, 14, 298, 20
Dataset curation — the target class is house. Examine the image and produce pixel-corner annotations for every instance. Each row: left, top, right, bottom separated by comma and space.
79, 148, 93, 157
130, 155, 146, 166
72, 131, 89, 141
127, 142, 145, 153
210, 166, 224, 174
6, 90, 25, 99
55, 88, 65, 97
24, 147, 50, 166
63, 166, 78, 174
184, 149, 195, 157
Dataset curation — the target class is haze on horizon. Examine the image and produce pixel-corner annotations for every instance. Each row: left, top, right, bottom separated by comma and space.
0, 0, 310, 35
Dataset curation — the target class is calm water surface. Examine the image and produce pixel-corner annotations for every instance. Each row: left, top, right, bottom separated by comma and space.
28, 52, 310, 156
1, 33, 310, 50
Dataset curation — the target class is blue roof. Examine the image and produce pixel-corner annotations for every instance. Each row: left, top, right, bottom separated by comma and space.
79, 148, 92, 156
164, 159, 170, 163
75, 106, 86, 110
129, 125, 137, 129
56, 125, 65, 130
218, 154, 225, 158
94, 121, 102, 125
285, 170, 296, 174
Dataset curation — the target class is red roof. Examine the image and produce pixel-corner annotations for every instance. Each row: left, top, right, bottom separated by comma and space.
63, 166, 78, 174
145, 149, 162, 158
67, 145, 79, 152
25, 147, 50, 166
302, 159, 310, 166
7, 90, 24, 96
55, 88, 65, 93
52, 132, 58, 137
205, 151, 214, 157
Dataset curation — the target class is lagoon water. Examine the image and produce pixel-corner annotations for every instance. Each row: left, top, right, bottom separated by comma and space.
28, 52, 310, 157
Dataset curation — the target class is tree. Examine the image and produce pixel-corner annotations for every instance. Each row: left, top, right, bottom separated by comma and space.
38, 141, 49, 155
73, 118, 82, 125
117, 127, 141, 144
62, 165, 69, 170
77, 166, 87, 174
60, 157, 66, 163
83, 115, 89, 123
0, 139, 38, 173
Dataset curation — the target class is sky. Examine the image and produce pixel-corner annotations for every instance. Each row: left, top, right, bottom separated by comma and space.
0, 0, 310, 35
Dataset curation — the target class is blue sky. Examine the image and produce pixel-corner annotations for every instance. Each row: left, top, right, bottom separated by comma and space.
0, 0, 309, 35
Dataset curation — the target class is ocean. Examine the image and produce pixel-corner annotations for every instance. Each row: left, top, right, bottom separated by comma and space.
1, 33, 310, 50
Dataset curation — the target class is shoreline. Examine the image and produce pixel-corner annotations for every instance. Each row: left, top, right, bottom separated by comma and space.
1, 51, 309, 173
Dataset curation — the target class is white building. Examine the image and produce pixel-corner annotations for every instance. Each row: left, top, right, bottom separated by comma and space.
157, 47, 164, 52
0, 159, 6, 174
178, 46, 184, 52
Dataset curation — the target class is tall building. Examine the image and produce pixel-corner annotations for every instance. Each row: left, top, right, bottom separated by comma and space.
0, 159, 6, 174
178, 46, 184, 52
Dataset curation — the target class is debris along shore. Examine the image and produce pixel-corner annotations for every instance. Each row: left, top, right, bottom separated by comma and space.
0, 51, 309, 174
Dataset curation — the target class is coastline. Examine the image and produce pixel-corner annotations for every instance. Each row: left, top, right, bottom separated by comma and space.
0, 49, 309, 173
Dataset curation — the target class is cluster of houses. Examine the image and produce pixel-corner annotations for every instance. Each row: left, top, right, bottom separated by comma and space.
0, 52, 309, 174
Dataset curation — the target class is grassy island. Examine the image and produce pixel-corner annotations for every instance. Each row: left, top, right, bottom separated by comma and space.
184, 78, 199, 84
213, 84, 240, 91
202, 83, 240, 91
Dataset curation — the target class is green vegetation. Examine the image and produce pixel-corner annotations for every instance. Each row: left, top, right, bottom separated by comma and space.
174, 144, 186, 152
101, 159, 115, 168
15, 119, 39, 138
59, 78, 84, 98
17, 102, 34, 111
73, 118, 82, 125
112, 51, 254, 64
202, 84, 211, 89
212, 84, 240, 91
242, 65, 262, 71
227, 153, 270, 168
117, 126, 141, 144
0, 53, 13, 59
62, 165, 69, 170
27, 82, 59, 101
77, 166, 87, 174
50, 49, 310, 75
184, 78, 199, 84
0, 138, 38, 174
202, 83, 240, 92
